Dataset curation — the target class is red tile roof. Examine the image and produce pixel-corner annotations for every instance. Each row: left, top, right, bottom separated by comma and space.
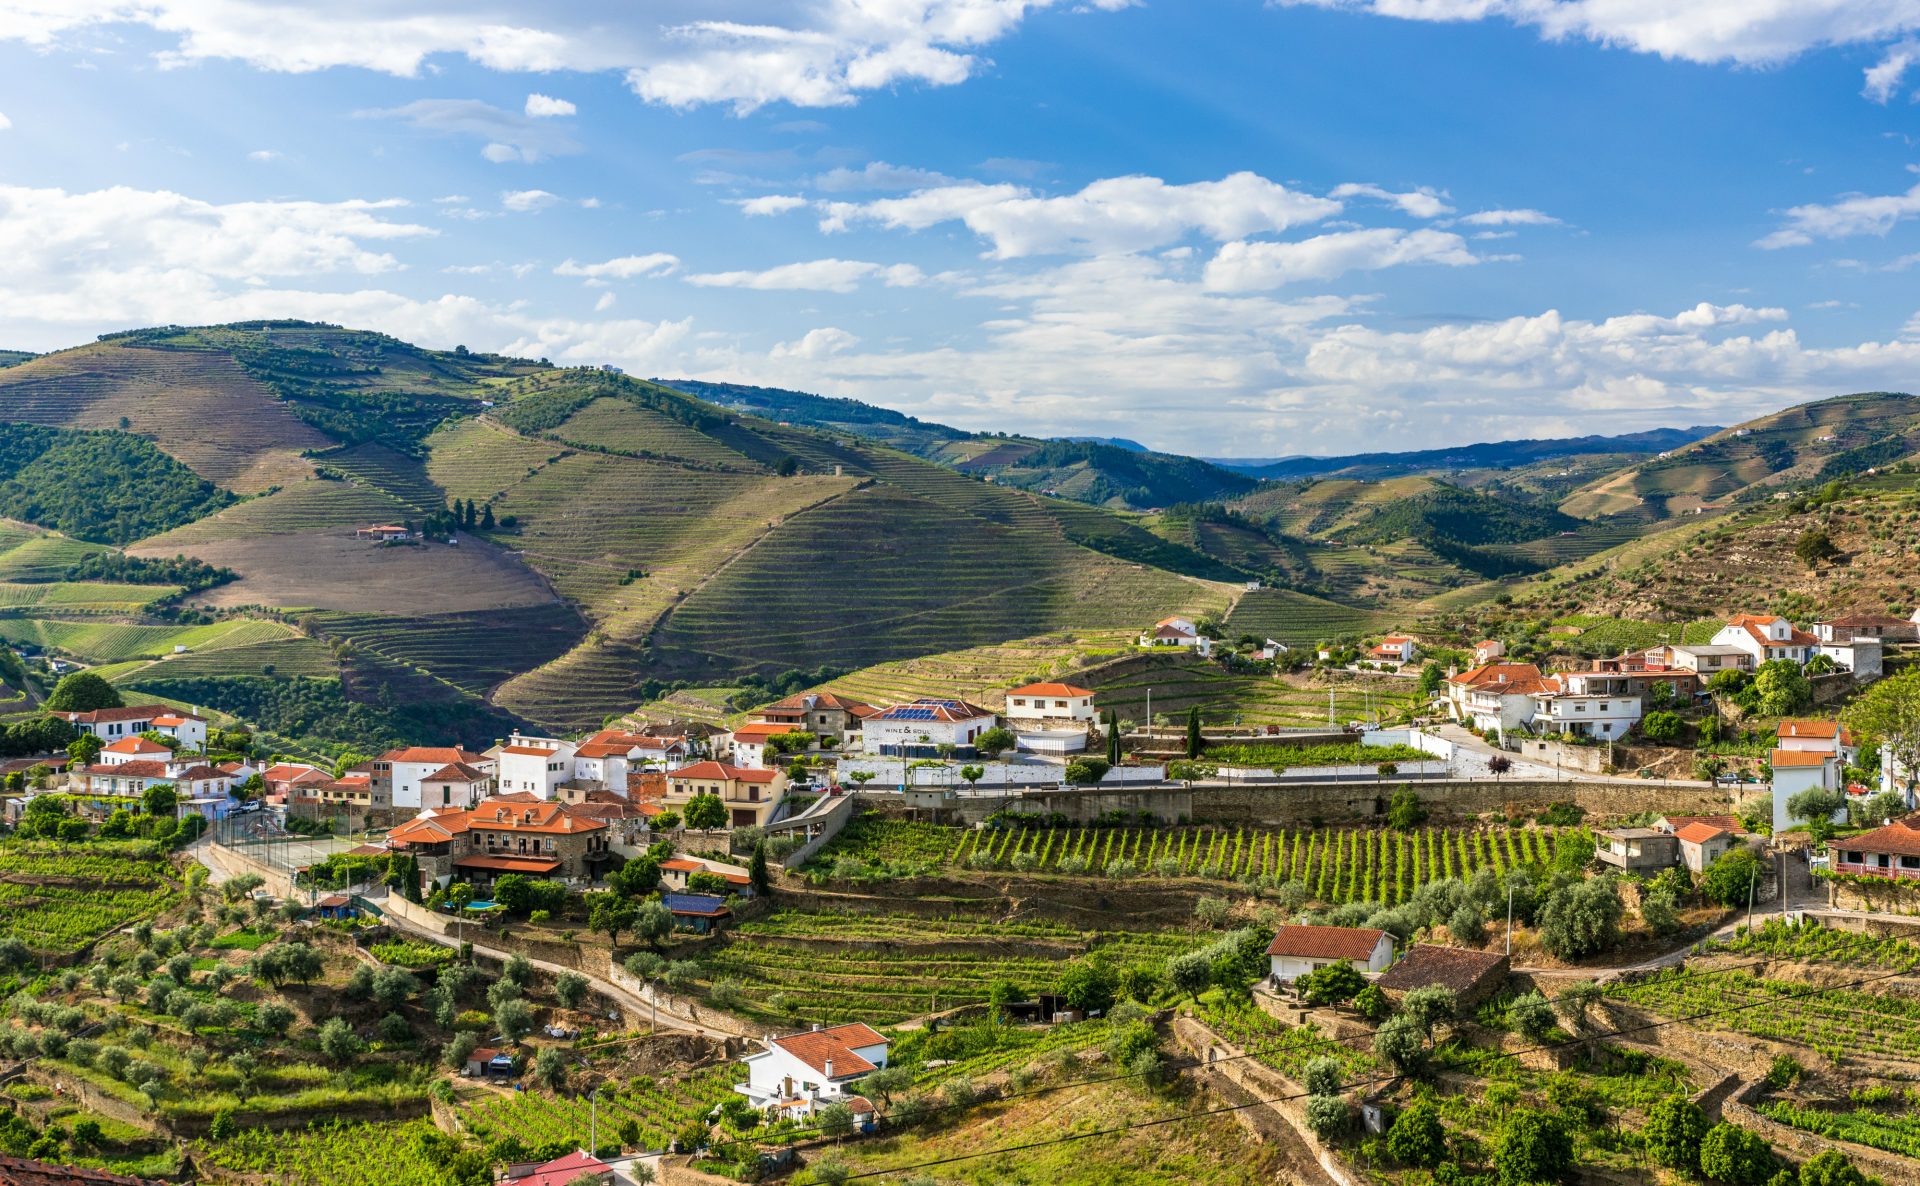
381, 747, 488, 764
1674, 822, 1733, 844
1007, 682, 1094, 697
1778, 720, 1842, 740
669, 761, 779, 784
468, 798, 607, 835
520, 1151, 612, 1186
57, 706, 170, 725
1376, 945, 1509, 994
103, 737, 170, 756
499, 744, 560, 757
387, 810, 472, 845
769, 1022, 887, 1078
80, 760, 169, 778
729, 723, 802, 742
1446, 662, 1546, 689
1771, 749, 1833, 768
758, 691, 877, 715
1845, 818, 1920, 858
424, 761, 490, 782
1265, 925, 1389, 962
1662, 814, 1742, 834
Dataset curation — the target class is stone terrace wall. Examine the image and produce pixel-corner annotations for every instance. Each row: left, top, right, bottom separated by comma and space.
952, 778, 1734, 826
1725, 1077, 1920, 1186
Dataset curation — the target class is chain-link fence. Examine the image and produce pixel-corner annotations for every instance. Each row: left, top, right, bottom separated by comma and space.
210, 811, 378, 874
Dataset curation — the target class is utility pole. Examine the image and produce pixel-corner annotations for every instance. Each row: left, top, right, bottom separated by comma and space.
1506, 884, 1514, 956
590, 1089, 598, 1155
1746, 864, 1757, 932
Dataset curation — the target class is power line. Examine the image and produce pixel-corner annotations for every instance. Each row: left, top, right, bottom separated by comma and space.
835, 959, 1911, 1182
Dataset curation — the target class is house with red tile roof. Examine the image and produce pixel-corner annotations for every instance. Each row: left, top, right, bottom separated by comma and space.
1443, 663, 1550, 736
97, 737, 174, 765
372, 746, 493, 812
1138, 616, 1213, 656
510, 1150, 613, 1186
752, 691, 878, 743
724, 722, 805, 771
1772, 746, 1846, 835
1673, 821, 1738, 873
1265, 925, 1394, 982
1002, 682, 1098, 755
1369, 634, 1418, 666
738, 1022, 890, 1118
390, 796, 612, 890
53, 705, 204, 746
1834, 818, 1920, 881
862, 698, 1001, 759
1711, 614, 1817, 667
665, 761, 789, 828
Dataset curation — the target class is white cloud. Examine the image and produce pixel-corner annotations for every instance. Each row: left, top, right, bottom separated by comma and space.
594, 291, 616, 311
771, 327, 861, 359
246, 149, 280, 162
0, 1, 1134, 112
0, 112, 11, 131
501, 189, 561, 212
1865, 39, 1920, 100
1459, 208, 1561, 226
1759, 179, 1920, 247
1272, 1, 1920, 70
814, 161, 958, 192
734, 194, 808, 216
1329, 182, 1453, 219
524, 92, 576, 118
1203, 228, 1480, 290
553, 253, 681, 279
359, 98, 579, 163
686, 258, 925, 292
821, 172, 1343, 258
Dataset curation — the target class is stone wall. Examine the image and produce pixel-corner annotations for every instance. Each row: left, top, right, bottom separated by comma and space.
1824, 877, 1920, 916
1171, 1015, 1364, 1186
1511, 739, 1610, 774
1724, 1077, 1920, 1186
949, 778, 1734, 826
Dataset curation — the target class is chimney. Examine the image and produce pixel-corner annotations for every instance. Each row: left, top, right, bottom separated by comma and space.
812, 1023, 822, 1032
824, 1058, 834, 1079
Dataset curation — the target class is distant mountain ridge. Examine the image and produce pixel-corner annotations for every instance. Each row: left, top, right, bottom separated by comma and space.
1208, 427, 1722, 480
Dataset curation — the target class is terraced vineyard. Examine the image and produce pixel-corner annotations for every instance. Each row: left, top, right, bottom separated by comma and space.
652, 483, 1206, 676
1086, 652, 1418, 727
1607, 967, 1920, 1066
119, 637, 338, 682
548, 398, 761, 469
697, 913, 1200, 1025
0, 845, 180, 955
136, 480, 416, 547
422, 419, 570, 505
461, 1066, 737, 1153
822, 634, 1132, 710
814, 815, 1578, 906
317, 443, 445, 512
0, 529, 110, 581
196, 1120, 471, 1186
306, 606, 583, 696
0, 340, 331, 491
0, 582, 170, 613
0, 617, 301, 662
1223, 588, 1389, 646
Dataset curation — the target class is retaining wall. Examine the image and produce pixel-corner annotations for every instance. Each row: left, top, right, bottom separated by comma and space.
947, 778, 1733, 826
1171, 1015, 1365, 1186
1724, 1077, 1920, 1186
777, 792, 857, 870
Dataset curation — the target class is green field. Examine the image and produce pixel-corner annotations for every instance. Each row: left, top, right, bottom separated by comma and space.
0, 617, 300, 662
0, 845, 180, 955
549, 397, 761, 469
137, 480, 416, 547
118, 637, 339, 683
0, 582, 171, 613
1223, 587, 1390, 645
1086, 652, 1417, 727
460, 1066, 737, 1155
0, 530, 111, 581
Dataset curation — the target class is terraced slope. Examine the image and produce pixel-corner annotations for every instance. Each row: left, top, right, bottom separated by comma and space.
1561, 391, 1920, 520
0, 617, 300, 662
0, 523, 109, 581
0, 341, 330, 491
305, 605, 584, 697
1223, 588, 1391, 645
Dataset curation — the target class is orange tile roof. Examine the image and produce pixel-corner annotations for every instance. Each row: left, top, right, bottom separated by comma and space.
758, 692, 877, 715
425, 761, 490, 782
1771, 749, 1833, 768
769, 1023, 887, 1078
382, 747, 488, 764
669, 761, 779, 784
661, 858, 703, 872
454, 855, 562, 874
1266, 925, 1389, 961
1778, 720, 1842, 740
103, 738, 170, 755
79, 760, 170, 778
1845, 818, 1920, 858
467, 797, 607, 835
1446, 662, 1545, 689
499, 745, 560, 757
729, 724, 802, 742
1674, 822, 1733, 844
1007, 682, 1094, 697
387, 810, 472, 844
1662, 814, 1742, 834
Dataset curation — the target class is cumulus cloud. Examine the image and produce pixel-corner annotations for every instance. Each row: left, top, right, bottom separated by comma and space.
734, 194, 808, 216
524, 92, 576, 117
0, 0, 1134, 112
1865, 39, 1920, 100
594, 291, 616, 311
771, 327, 861, 359
1271, 0, 1920, 71
358, 98, 580, 163
1329, 182, 1453, 219
0, 112, 11, 131
1759, 179, 1920, 247
246, 149, 280, 162
686, 258, 925, 292
820, 172, 1342, 258
553, 254, 680, 280
1203, 228, 1480, 289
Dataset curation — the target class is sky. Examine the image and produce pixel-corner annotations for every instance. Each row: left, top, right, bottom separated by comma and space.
3, 3, 1920, 457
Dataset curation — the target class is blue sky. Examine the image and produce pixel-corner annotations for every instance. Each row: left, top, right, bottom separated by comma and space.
2, 1, 1920, 456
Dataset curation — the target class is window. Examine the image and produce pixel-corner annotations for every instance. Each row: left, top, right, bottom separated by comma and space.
1903, 856, 1920, 871
1846, 850, 1863, 863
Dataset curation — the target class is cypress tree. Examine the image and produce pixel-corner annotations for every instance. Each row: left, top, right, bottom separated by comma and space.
1185, 706, 1202, 759
749, 839, 771, 896
1105, 709, 1121, 765
480, 504, 495, 530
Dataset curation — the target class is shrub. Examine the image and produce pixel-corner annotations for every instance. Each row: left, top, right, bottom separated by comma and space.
1506, 991, 1557, 1040
1641, 711, 1684, 743
1536, 878, 1623, 960
1305, 1095, 1349, 1140
1700, 847, 1762, 908
1493, 1109, 1573, 1186
1352, 984, 1390, 1022
1699, 1122, 1778, 1186
1387, 1100, 1446, 1168
1297, 961, 1366, 1007
1645, 1096, 1708, 1174
1303, 1057, 1342, 1097
1387, 788, 1428, 830
1373, 1014, 1426, 1075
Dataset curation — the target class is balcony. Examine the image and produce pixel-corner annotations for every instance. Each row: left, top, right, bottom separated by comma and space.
1833, 856, 1920, 881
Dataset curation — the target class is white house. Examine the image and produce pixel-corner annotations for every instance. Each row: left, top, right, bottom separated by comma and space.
1531, 670, 1643, 741
1266, 925, 1394, 983
1772, 749, 1846, 834
1443, 663, 1549, 737
1816, 635, 1883, 681
373, 746, 494, 811
1140, 617, 1213, 656
1711, 614, 1817, 667
493, 737, 576, 800
725, 723, 804, 771
862, 698, 999, 757
1659, 644, 1753, 676
1776, 719, 1857, 764
56, 705, 206, 747
1004, 682, 1096, 754
737, 1023, 890, 1118
1673, 821, 1738, 874
1473, 639, 1505, 665
97, 737, 175, 766
1369, 634, 1418, 666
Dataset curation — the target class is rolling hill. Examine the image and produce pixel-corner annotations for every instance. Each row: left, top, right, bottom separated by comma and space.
0, 324, 1241, 740
1209, 426, 1718, 480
